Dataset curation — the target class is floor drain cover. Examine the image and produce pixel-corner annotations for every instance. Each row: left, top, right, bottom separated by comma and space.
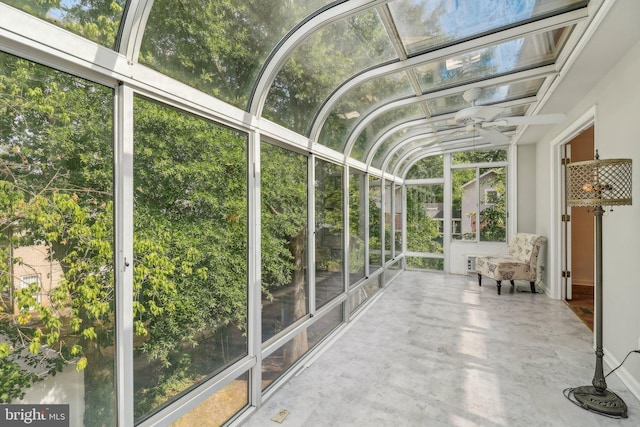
271, 409, 290, 423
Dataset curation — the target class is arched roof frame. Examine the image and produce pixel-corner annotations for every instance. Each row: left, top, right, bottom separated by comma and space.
362, 96, 538, 168
381, 134, 441, 172
399, 146, 509, 181
361, 117, 443, 163
390, 137, 509, 178
343, 63, 555, 159
1, 0, 591, 179
308, 7, 588, 145
386, 127, 514, 175
363, 120, 453, 167
116, 0, 154, 61
248, 0, 389, 118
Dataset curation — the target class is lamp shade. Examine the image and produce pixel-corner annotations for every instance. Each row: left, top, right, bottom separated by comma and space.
566, 157, 632, 207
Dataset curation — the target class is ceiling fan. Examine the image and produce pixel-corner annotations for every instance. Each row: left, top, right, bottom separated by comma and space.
452, 87, 566, 145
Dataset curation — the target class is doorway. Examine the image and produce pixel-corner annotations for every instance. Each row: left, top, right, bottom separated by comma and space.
563, 126, 594, 330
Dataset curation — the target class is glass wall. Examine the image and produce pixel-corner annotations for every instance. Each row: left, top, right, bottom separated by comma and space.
451, 149, 507, 243
262, 303, 343, 390
132, 97, 248, 421
368, 176, 382, 271
0, 50, 397, 426
0, 52, 115, 426
406, 184, 445, 270
315, 159, 344, 308
170, 373, 249, 427
383, 181, 392, 263
405, 155, 445, 270
349, 170, 366, 286
452, 167, 477, 241
349, 276, 381, 313
261, 143, 309, 343
394, 184, 403, 256
478, 167, 507, 242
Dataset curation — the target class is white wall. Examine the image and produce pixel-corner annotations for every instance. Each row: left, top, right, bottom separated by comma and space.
536, 38, 640, 401
516, 144, 536, 233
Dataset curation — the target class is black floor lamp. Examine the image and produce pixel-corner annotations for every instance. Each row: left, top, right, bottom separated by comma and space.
565, 150, 632, 418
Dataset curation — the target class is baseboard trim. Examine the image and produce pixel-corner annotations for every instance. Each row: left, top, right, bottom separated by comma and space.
604, 346, 640, 405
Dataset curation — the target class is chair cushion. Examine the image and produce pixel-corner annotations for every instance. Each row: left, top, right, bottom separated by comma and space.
476, 256, 533, 281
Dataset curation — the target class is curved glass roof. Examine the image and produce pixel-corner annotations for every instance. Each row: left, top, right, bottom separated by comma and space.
4, 0, 126, 47
388, 0, 586, 55
0, 0, 593, 176
139, 0, 332, 109
263, 7, 397, 134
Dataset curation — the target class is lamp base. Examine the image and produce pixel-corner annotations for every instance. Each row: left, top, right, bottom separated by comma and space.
571, 385, 628, 418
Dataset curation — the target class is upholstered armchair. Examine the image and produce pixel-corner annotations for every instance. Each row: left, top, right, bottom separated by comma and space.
476, 233, 546, 295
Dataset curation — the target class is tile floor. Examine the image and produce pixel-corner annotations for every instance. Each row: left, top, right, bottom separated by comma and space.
242, 271, 640, 427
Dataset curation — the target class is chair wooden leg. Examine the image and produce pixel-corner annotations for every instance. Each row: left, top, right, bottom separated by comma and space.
496, 280, 502, 295
530, 281, 536, 293
477, 273, 482, 286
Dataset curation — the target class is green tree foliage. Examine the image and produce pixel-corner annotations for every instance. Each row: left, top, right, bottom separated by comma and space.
0, 1, 397, 423
368, 177, 382, 269
405, 158, 444, 259
405, 155, 444, 180
479, 168, 507, 242
3, 0, 126, 47
131, 98, 248, 420
406, 186, 443, 254
265, 9, 396, 135
139, 0, 327, 109
260, 143, 310, 362
0, 52, 116, 424
260, 143, 308, 299
348, 171, 366, 282
0, 56, 251, 426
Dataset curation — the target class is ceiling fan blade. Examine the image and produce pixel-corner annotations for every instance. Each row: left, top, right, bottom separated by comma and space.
476, 127, 510, 145
486, 113, 567, 126
454, 105, 505, 124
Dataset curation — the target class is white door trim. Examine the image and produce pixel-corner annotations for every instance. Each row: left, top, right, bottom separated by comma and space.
549, 105, 597, 300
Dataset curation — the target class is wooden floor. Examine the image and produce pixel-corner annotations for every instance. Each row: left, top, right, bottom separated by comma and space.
565, 284, 594, 331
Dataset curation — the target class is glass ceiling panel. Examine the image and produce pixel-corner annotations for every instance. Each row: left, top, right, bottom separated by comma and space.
382, 113, 519, 172
388, 0, 588, 56
414, 27, 570, 93
139, 0, 331, 109
371, 126, 438, 168
389, 136, 442, 168
2, 0, 126, 48
263, 8, 397, 135
350, 104, 424, 161
318, 72, 414, 149
426, 78, 544, 117
387, 142, 432, 174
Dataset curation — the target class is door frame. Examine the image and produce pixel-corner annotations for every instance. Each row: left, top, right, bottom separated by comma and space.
550, 105, 597, 300
562, 142, 573, 300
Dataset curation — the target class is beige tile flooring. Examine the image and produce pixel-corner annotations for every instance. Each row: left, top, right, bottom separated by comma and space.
242, 270, 639, 427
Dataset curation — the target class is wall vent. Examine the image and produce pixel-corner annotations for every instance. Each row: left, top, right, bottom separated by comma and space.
466, 255, 479, 273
